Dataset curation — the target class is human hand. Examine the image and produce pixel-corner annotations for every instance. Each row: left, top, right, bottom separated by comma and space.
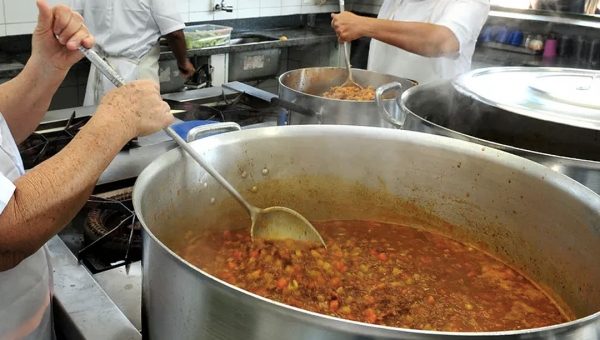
178, 60, 196, 78
31, 0, 95, 72
98, 80, 174, 138
331, 11, 365, 43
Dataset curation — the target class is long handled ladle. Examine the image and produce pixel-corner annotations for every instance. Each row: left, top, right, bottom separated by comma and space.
338, 0, 362, 89
78, 46, 326, 248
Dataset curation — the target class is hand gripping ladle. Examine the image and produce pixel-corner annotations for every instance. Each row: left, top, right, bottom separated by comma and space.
78, 46, 326, 248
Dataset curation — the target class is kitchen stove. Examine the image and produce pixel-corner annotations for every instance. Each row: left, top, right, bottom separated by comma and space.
27, 82, 303, 340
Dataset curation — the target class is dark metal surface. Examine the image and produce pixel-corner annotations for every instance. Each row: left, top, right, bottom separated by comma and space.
387, 79, 600, 195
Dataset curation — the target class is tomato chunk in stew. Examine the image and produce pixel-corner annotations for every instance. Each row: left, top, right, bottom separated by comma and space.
178, 220, 569, 332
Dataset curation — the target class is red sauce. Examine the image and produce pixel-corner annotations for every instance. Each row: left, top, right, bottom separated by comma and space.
178, 220, 569, 332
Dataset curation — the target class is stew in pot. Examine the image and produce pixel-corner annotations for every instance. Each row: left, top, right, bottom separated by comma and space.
178, 220, 570, 332
322, 86, 376, 101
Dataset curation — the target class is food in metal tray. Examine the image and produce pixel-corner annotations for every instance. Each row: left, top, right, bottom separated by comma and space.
185, 30, 230, 49
322, 86, 376, 101
178, 220, 570, 332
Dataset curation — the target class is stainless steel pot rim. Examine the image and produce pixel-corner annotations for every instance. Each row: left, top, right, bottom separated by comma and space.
133, 125, 600, 336
453, 67, 600, 132
398, 87, 600, 167
278, 67, 414, 103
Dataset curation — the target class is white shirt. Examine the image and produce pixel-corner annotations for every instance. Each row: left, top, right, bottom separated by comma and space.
0, 113, 54, 340
367, 0, 490, 84
70, 0, 186, 60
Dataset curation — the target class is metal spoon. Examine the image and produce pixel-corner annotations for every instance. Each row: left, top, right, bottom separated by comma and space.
78, 46, 326, 248
338, 0, 362, 90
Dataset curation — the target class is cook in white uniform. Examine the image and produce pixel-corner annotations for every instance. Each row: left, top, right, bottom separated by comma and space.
331, 0, 490, 84
0, 2, 173, 339
70, 0, 196, 106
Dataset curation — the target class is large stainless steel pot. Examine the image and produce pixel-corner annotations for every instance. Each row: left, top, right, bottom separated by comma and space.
376, 80, 600, 196
278, 67, 415, 127
133, 124, 600, 340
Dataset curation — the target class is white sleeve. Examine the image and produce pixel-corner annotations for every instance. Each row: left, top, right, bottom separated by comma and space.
0, 173, 15, 215
434, 0, 490, 52
68, 0, 85, 15
150, 0, 186, 36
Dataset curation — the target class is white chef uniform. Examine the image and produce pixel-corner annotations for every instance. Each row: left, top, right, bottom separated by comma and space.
367, 0, 490, 84
70, 0, 186, 106
0, 113, 55, 340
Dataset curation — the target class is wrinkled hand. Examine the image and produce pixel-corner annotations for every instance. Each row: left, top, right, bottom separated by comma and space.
179, 60, 196, 78
31, 0, 95, 71
99, 80, 174, 137
331, 11, 365, 43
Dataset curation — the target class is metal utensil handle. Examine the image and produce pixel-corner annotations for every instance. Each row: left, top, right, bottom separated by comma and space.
342, 42, 351, 74
78, 47, 126, 87
271, 97, 316, 117
186, 122, 241, 142
162, 128, 254, 214
375, 82, 405, 129
79, 46, 255, 215
338, 0, 351, 73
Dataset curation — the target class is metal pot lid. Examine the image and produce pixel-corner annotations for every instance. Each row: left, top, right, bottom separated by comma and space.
452, 67, 600, 131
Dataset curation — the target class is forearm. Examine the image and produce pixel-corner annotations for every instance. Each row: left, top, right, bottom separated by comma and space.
360, 18, 459, 57
166, 30, 189, 66
0, 58, 69, 144
0, 111, 132, 271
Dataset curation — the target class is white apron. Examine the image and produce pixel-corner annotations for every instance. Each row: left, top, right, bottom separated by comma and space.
367, 0, 441, 84
83, 43, 161, 106
0, 114, 54, 340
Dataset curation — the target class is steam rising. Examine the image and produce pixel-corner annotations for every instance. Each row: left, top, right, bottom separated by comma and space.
493, 0, 593, 13
402, 81, 600, 161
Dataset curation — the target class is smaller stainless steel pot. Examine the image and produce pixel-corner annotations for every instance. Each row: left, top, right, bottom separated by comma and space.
278, 67, 416, 127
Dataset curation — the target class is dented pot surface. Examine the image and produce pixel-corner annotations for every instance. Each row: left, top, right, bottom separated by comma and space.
133, 125, 600, 340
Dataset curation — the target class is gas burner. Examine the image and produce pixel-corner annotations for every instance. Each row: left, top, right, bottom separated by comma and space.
77, 189, 141, 272
18, 112, 90, 169
18, 111, 138, 170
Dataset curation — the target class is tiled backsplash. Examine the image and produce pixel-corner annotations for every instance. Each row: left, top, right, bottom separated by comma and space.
0, 0, 386, 37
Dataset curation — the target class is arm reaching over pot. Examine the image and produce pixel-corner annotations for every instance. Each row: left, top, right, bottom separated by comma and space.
330, 0, 489, 84
0, 81, 172, 271
0, 1, 172, 338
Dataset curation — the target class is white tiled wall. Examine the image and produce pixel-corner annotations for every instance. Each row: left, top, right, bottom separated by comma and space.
0, 0, 346, 37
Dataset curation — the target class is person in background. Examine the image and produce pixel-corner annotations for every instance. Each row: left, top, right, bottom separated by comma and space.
0, 1, 173, 339
69, 0, 196, 106
331, 0, 490, 84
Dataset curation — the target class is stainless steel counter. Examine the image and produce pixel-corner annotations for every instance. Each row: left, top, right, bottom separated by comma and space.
48, 236, 142, 340
94, 262, 143, 331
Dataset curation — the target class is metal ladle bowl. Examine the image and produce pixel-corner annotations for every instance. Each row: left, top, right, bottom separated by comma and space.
78, 46, 327, 248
